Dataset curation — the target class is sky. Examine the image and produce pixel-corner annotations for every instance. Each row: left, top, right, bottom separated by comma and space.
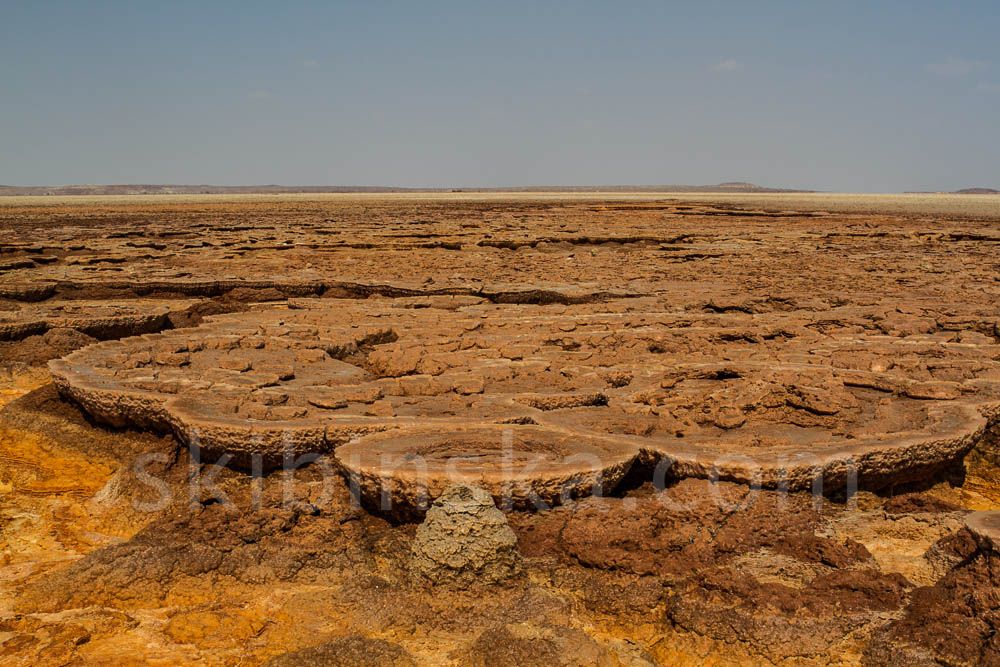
1, 1, 999, 192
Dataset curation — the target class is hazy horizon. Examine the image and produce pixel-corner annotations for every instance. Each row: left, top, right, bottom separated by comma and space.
3, 1, 999, 192
4, 183, 999, 194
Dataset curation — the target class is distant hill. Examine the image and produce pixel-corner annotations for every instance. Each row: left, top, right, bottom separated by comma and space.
482, 182, 810, 193
953, 188, 999, 195
0, 182, 812, 196
904, 187, 1000, 195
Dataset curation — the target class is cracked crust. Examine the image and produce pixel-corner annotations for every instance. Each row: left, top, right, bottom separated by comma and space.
48, 298, 1000, 514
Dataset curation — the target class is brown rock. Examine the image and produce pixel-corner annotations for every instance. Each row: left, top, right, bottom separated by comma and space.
410, 485, 523, 587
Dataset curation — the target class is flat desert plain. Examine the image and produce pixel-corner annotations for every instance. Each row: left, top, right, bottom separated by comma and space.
2, 192, 1000, 665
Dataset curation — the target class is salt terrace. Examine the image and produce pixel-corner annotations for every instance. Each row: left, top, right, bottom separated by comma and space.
48, 297, 1000, 515
2, 193, 997, 514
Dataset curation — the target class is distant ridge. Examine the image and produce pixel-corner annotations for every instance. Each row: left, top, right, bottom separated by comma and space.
903, 187, 1000, 195
0, 182, 812, 196
953, 187, 999, 195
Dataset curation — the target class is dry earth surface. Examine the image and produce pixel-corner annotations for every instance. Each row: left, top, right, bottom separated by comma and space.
2, 192, 1000, 665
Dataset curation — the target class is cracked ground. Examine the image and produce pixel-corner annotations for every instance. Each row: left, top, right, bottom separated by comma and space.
2, 192, 1000, 665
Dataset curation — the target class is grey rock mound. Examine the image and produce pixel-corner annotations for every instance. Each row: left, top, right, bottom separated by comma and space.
410, 485, 523, 587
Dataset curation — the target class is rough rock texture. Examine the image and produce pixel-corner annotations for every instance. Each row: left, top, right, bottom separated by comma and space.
965, 510, 1000, 552
510, 478, 951, 663
5, 194, 1000, 664
3, 389, 997, 665
46, 300, 1000, 511
265, 636, 417, 667
0, 327, 97, 366
340, 426, 637, 515
863, 531, 1000, 666
460, 622, 648, 667
409, 485, 523, 587
9, 196, 994, 513
0, 300, 199, 342
16, 467, 371, 614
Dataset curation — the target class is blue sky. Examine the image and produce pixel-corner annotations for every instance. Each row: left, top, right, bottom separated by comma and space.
1, 1, 998, 191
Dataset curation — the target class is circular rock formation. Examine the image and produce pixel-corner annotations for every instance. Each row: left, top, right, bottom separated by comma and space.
337, 425, 638, 514
409, 485, 523, 587
964, 511, 1000, 552
546, 360, 997, 491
